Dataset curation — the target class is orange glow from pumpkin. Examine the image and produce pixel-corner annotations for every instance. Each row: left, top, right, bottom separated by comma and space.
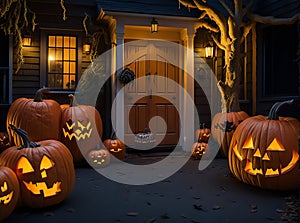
0, 182, 13, 205
17, 156, 62, 197
266, 138, 286, 151
63, 121, 93, 141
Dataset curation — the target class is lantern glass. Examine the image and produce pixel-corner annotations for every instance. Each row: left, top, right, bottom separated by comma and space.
83, 43, 91, 54
151, 18, 158, 33
23, 36, 32, 47
205, 45, 214, 58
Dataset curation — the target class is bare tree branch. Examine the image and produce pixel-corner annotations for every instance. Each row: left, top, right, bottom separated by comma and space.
195, 21, 219, 33
247, 13, 300, 25
240, 22, 255, 44
242, 0, 254, 18
211, 33, 226, 51
218, 0, 234, 18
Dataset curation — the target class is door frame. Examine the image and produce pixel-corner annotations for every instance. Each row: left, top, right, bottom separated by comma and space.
109, 12, 198, 151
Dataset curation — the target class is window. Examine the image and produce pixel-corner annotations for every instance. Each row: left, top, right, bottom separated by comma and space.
263, 25, 299, 97
47, 35, 77, 89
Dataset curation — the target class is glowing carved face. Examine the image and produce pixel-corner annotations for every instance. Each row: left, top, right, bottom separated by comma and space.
109, 140, 123, 153
233, 136, 299, 177
17, 156, 61, 197
63, 119, 93, 141
88, 150, 110, 167
0, 182, 13, 205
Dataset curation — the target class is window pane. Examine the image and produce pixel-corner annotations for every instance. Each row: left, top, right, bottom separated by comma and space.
64, 49, 69, 60
56, 49, 62, 60
70, 49, 76, 60
64, 62, 69, 73
70, 37, 76, 48
70, 62, 76, 73
64, 36, 70, 47
49, 36, 55, 47
56, 36, 63, 47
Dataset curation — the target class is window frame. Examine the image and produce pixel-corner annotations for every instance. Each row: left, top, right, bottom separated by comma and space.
40, 29, 83, 91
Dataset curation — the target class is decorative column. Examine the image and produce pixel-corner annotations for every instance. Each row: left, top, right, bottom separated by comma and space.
182, 26, 195, 152
112, 25, 125, 140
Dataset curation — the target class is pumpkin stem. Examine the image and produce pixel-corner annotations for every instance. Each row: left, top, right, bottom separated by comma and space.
9, 125, 40, 149
68, 94, 79, 107
111, 131, 116, 139
34, 88, 50, 102
267, 99, 294, 120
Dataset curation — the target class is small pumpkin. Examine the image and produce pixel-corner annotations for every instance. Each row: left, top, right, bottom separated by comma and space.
191, 140, 209, 160
195, 123, 210, 143
228, 100, 299, 190
0, 125, 75, 208
87, 148, 110, 168
104, 132, 126, 160
211, 111, 249, 157
61, 94, 103, 163
0, 132, 11, 152
6, 88, 61, 146
0, 166, 20, 222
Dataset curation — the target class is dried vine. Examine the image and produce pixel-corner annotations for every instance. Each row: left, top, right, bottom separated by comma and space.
0, 0, 36, 73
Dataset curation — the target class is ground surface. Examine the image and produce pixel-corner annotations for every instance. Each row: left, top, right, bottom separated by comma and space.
4, 155, 299, 223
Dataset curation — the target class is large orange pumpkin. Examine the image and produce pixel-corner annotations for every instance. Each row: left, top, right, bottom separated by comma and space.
0, 125, 75, 208
228, 100, 299, 190
61, 94, 103, 163
0, 166, 20, 221
6, 88, 61, 146
211, 111, 249, 157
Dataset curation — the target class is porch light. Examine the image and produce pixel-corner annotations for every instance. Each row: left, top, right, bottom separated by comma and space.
205, 43, 214, 58
151, 18, 158, 33
23, 35, 32, 47
83, 43, 91, 54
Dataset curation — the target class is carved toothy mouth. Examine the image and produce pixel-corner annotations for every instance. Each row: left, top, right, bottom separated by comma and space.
110, 148, 122, 153
0, 191, 13, 205
23, 181, 61, 197
233, 145, 299, 177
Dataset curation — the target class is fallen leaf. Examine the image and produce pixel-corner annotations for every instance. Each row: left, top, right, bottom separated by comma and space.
127, 212, 138, 216
160, 213, 170, 219
144, 217, 157, 223
212, 205, 221, 210
193, 204, 206, 211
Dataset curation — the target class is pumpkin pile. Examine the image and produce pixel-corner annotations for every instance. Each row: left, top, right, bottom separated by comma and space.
0, 88, 109, 220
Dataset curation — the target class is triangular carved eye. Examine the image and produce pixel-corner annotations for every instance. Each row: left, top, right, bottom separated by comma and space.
40, 155, 54, 171
253, 149, 262, 158
242, 136, 255, 149
17, 156, 34, 174
1, 182, 8, 192
266, 138, 285, 151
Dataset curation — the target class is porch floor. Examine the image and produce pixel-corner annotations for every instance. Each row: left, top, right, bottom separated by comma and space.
5, 155, 299, 223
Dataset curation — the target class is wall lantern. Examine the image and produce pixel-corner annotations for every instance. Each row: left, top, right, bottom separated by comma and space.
83, 43, 91, 55
23, 35, 32, 47
151, 18, 158, 33
205, 43, 214, 58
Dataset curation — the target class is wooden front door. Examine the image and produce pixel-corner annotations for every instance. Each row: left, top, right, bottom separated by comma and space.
124, 40, 180, 147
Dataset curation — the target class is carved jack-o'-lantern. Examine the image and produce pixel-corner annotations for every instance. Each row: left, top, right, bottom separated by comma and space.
0, 132, 11, 152
104, 132, 126, 160
195, 123, 210, 143
0, 125, 75, 208
61, 94, 103, 163
191, 140, 209, 160
228, 100, 299, 190
0, 166, 20, 221
87, 149, 110, 168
